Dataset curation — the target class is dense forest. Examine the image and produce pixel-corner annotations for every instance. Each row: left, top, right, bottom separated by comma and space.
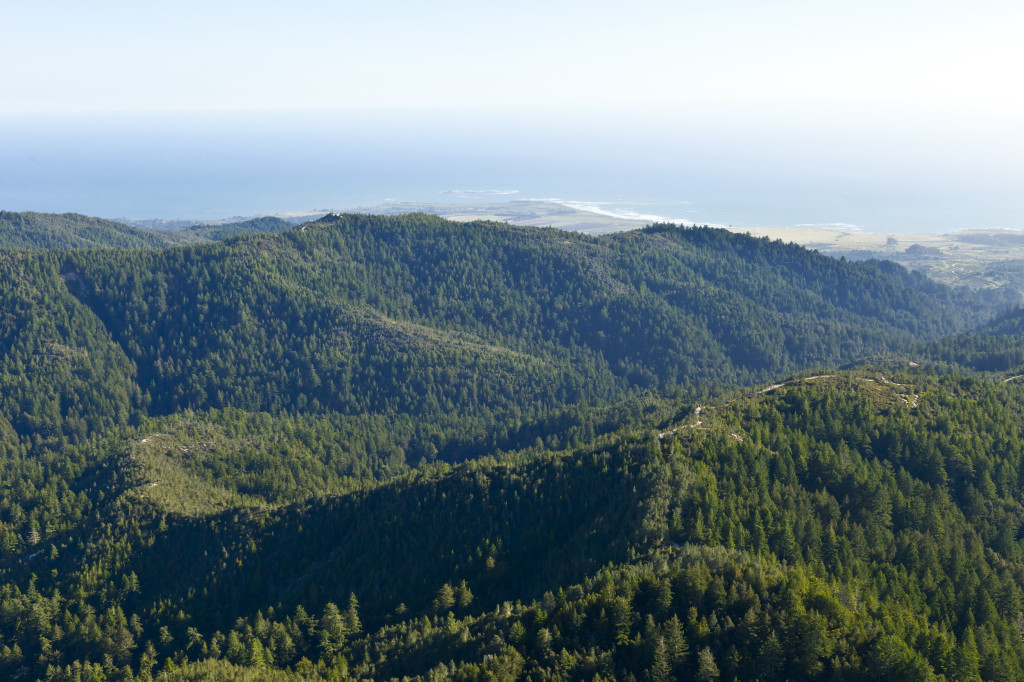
909, 306, 1024, 373
0, 211, 293, 250
2, 212, 1024, 680
61, 214, 992, 411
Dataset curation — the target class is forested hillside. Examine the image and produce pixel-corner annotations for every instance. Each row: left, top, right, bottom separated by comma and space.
4, 370, 1024, 679
2, 212, 985, 468
0, 212, 190, 250
914, 305, 1024, 373
180, 216, 294, 242
0, 211, 293, 250
1, 212, 1021, 680
62, 213, 986, 417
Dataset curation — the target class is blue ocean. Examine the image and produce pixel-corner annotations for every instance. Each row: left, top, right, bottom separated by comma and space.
1, 108, 1020, 233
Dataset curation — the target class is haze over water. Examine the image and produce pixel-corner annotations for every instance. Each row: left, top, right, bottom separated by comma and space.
2, 106, 1021, 234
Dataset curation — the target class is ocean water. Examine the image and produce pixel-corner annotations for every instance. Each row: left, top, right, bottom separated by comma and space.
1, 108, 1021, 233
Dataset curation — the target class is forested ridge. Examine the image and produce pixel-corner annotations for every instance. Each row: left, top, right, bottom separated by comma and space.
0, 211, 293, 250
59, 213, 989, 414
6, 371, 1024, 680
915, 306, 1024, 373
1, 212, 1023, 680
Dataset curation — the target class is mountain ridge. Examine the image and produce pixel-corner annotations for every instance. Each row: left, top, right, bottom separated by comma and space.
0, 210, 296, 250
1, 212, 1022, 680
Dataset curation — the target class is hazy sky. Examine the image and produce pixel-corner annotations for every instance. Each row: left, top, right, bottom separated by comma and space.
2, 1, 1022, 229
3, 0, 1021, 117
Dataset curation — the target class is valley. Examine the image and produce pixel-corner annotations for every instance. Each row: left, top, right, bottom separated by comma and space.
1, 212, 1023, 680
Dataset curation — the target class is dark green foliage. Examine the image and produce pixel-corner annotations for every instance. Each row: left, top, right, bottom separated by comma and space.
919, 306, 1024, 373
0, 211, 296, 251
63, 214, 988, 422
0, 211, 195, 250
3, 370, 1024, 679
0, 251, 144, 445
182, 217, 294, 242
2, 212, 1024, 680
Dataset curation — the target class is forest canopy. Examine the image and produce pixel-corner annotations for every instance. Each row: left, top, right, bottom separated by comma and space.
0, 213, 1021, 680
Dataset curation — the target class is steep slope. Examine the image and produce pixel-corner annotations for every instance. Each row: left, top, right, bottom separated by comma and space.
0, 211, 298, 250
2, 211, 1020, 680
916, 305, 1024, 373
0, 212, 997, 495
0, 211, 195, 249
182, 216, 294, 241
6, 370, 1024, 679
63, 213, 987, 422
0, 250, 144, 445
979, 305, 1024, 336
